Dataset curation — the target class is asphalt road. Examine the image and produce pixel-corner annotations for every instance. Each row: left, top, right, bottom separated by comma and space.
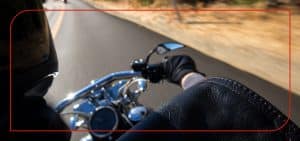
44, 0, 299, 139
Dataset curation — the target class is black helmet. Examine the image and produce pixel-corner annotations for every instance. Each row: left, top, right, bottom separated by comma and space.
0, 0, 58, 97
0, 0, 61, 136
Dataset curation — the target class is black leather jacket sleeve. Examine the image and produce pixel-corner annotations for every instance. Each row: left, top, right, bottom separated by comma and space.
117, 77, 300, 141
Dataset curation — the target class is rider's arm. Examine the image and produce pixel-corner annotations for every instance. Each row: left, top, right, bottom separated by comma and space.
181, 72, 206, 90
118, 76, 300, 141
118, 55, 300, 141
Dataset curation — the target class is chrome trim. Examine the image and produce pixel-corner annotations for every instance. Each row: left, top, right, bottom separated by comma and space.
47, 72, 59, 78
80, 134, 93, 141
73, 100, 96, 116
55, 71, 141, 113
88, 106, 119, 139
128, 106, 147, 122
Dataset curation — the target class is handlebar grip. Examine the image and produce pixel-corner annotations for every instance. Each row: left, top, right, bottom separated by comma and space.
131, 59, 165, 83
142, 63, 164, 83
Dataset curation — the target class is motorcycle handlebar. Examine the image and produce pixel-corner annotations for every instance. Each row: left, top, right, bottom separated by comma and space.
141, 63, 165, 83
55, 61, 165, 113
131, 58, 165, 83
55, 71, 142, 113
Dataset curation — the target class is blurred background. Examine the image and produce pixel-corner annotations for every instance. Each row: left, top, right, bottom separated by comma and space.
82, 0, 300, 94
42, 1, 299, 139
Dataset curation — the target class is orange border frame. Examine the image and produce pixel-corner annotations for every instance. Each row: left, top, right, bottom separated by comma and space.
9, 8, 292, 133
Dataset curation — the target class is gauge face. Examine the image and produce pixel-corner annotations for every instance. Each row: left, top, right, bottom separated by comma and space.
89, 106, 118, 138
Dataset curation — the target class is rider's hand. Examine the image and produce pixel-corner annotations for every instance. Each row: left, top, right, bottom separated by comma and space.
162, 55, 199, 85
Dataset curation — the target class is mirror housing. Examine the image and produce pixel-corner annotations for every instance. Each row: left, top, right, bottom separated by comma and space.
132, 42, 185, 72
156, 42, 185, 55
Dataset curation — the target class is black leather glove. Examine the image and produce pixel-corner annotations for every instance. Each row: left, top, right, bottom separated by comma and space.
162, 55, 199, 85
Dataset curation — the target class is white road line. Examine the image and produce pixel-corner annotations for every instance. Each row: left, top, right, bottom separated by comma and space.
45, 1, 66, 39
51, 10, 65, 39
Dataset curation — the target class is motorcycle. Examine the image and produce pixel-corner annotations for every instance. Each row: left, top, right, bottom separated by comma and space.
55, 42, 185, 141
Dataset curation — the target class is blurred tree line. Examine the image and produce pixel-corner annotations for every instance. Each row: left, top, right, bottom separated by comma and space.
267, 0, 299, 7
103, 0, 299, 7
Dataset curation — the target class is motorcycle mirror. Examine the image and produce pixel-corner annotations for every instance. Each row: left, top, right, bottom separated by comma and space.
156, 42, 185, 55
144, 42, 185, 65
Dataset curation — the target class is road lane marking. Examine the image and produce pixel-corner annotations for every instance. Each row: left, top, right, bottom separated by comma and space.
51, 10, 65, 39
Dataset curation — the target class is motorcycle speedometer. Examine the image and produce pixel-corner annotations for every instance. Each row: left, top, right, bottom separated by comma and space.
89, 106, 119, 139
